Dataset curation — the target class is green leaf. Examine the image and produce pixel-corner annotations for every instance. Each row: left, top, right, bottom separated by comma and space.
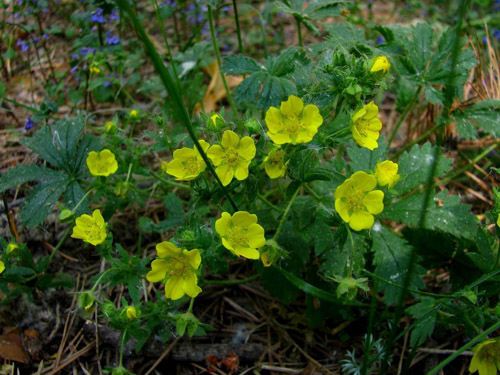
397, 143, 453, 194
406, 297, 437, 347
467, 228, 495, 271
257, 75, 297, 110
64, 180, 89, 216
222, 55, 263, 75
371, 227, 425, 306
288, 149, 338, 182
21, 125, 66, 169
452, 99, 500, 139
320, 226, 368, 279
380, 190, 478, 240
0, 164, 62, 193
324, 22, 364, 51
346, 137, 389, 173
20, 177, 68, 228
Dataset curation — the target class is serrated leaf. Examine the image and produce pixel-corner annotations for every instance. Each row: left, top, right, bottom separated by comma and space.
21, 126, 66, 169
325, 22, 364, 51
64, 180, 89, 216
467, 228, 495, 271
452, 99, 500, 139
257, 75, 297, 110
397, 143, 453, 194
0, 164, 62, 193
380, 190, 477, 240
406, 297, 437, 347
371, 227, 425, 306
20, 177, 68, 228
288, 149, 336, 183
222, 55, 263, 75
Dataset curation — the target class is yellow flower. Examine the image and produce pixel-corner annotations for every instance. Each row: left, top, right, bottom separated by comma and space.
469, 339, 500, 375
351, 101, 383, 150
6, 243, 19, 254
265, 95, 323, 145
0, 261, 4, 274
129, 109, 139, 119
374, 160, 400, 188
126, 306, 137, 320
334, 171, 384, 231
71, 209, 108, 246
162, 140, 210, 181
146, 242, 202, 300
497, 214, 500, 227
207, 130, 256, 186
89, 66, 101, 74
370, 56, 390, 74
86, 149, 118, 177
262, 146, 287, 179
215, 211, 266, 259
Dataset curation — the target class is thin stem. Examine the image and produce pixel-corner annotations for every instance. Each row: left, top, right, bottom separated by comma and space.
232, 0, 243, 54
257, 193, 283, 213
388, 86, 422, 146
90, 268, 114, 292
346, 226, 355, 278
304, 184, 321, 201
439, 143, 498, 185
207, 5, 239, 125
295, 16, 303, 48
187, 297, 195, 313
150, 170, 190, 189
205, 274, 259, 285
119, 327, 128, 367
272, 184, 301, 241
151, 0, 181, 91
72, 189, 94, 212
426, 319, 500, 375
46, 227, 72, 266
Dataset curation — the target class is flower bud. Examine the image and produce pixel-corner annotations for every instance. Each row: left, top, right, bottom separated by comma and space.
260, 239, 287, 267
78, 292, 96, 313
105, 121, 118, 134
207, 113, 225, 131
126, 306, 137, 320
336, 277, 359, 300
244, 118, 261, 135
59, 208, 75, 223
6, 243, 19, 254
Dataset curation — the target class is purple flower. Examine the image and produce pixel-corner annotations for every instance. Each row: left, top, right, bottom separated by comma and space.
104, 81, 111, 87
106, 31, 120, 45
16, 39, 28, 52
162, 0, 175, 7
376, 36, 385, 45
110, 8, 120, 21
17, 0, 23, 5
33, 37, 40, 44
43, 33, 50, 40
14, 13, 20, 18
71, 54, 79, 60
70, 65, 78, 73
80, 47, 96, 56
495, 0, 500, 11
91, 8, 106, 23
221, 6, 230, 12
24, 117, 36, 130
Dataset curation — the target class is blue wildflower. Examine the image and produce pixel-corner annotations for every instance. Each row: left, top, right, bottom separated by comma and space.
33, 37, 40, 44
16, 39, 28, 52
80, 47, 96, 56
376, 36, 385, 45
91, 8, 106, 23
110, 8, 120, 21
106, 31, 120, 45
24, 117, 36, 130
43, 33, 50, 40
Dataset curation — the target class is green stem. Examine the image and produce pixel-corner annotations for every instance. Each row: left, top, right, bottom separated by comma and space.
90, 268, 114, 292
115, 0, 238, 212
346, 226, 355, 278
119, 327, 128, 367
257, 193, 283, 213
426, 320, 500, 375
272, 184, 301, 241
188, 297, 195, 313
304, 184, 321, 201
207, 5, 239, 126
150, 170, 190, 189
232, 0, 243, 54
151, 0, 181, 91
3, 97, 42, 113
363, 270, 457, 299
46, 227, 72, 267
205, 274, 259, 285
439, 143, 498, 185
295, 16, 303, 48
388, 86, 422, 146
72, 189, 94, 213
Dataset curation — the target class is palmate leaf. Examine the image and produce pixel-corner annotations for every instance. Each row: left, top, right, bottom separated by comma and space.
0, 164, 61, 193
20, 176, 68, 228
396, 142, 453, 194
223, 48, 307, 109
380, 190, 477, 241
406, 297, 438, 347
346, 138, 389, 173
371, 226, 425, 306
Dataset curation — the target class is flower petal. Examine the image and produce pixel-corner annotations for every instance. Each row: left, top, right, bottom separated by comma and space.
146, 259, 168, 282
238, 137, 256, 160
232, 211, 257, 227
215, 164, 234, 186
349, 210, 374, 231
221, 130, 240, 148
156, 241, 181, 258
215, 212, 232, 236
207, 145, 225, 166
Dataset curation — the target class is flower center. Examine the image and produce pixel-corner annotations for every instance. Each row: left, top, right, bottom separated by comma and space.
284, 117, 301, 135
344, 186, 366, 212
86, 222, 104, 240
223, 148, 240, 167
165, 256, 191, 278
227, 226, 249, 249
183, 157, 199, 175
354, 119, 371, 136
268, 151, 284, 166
